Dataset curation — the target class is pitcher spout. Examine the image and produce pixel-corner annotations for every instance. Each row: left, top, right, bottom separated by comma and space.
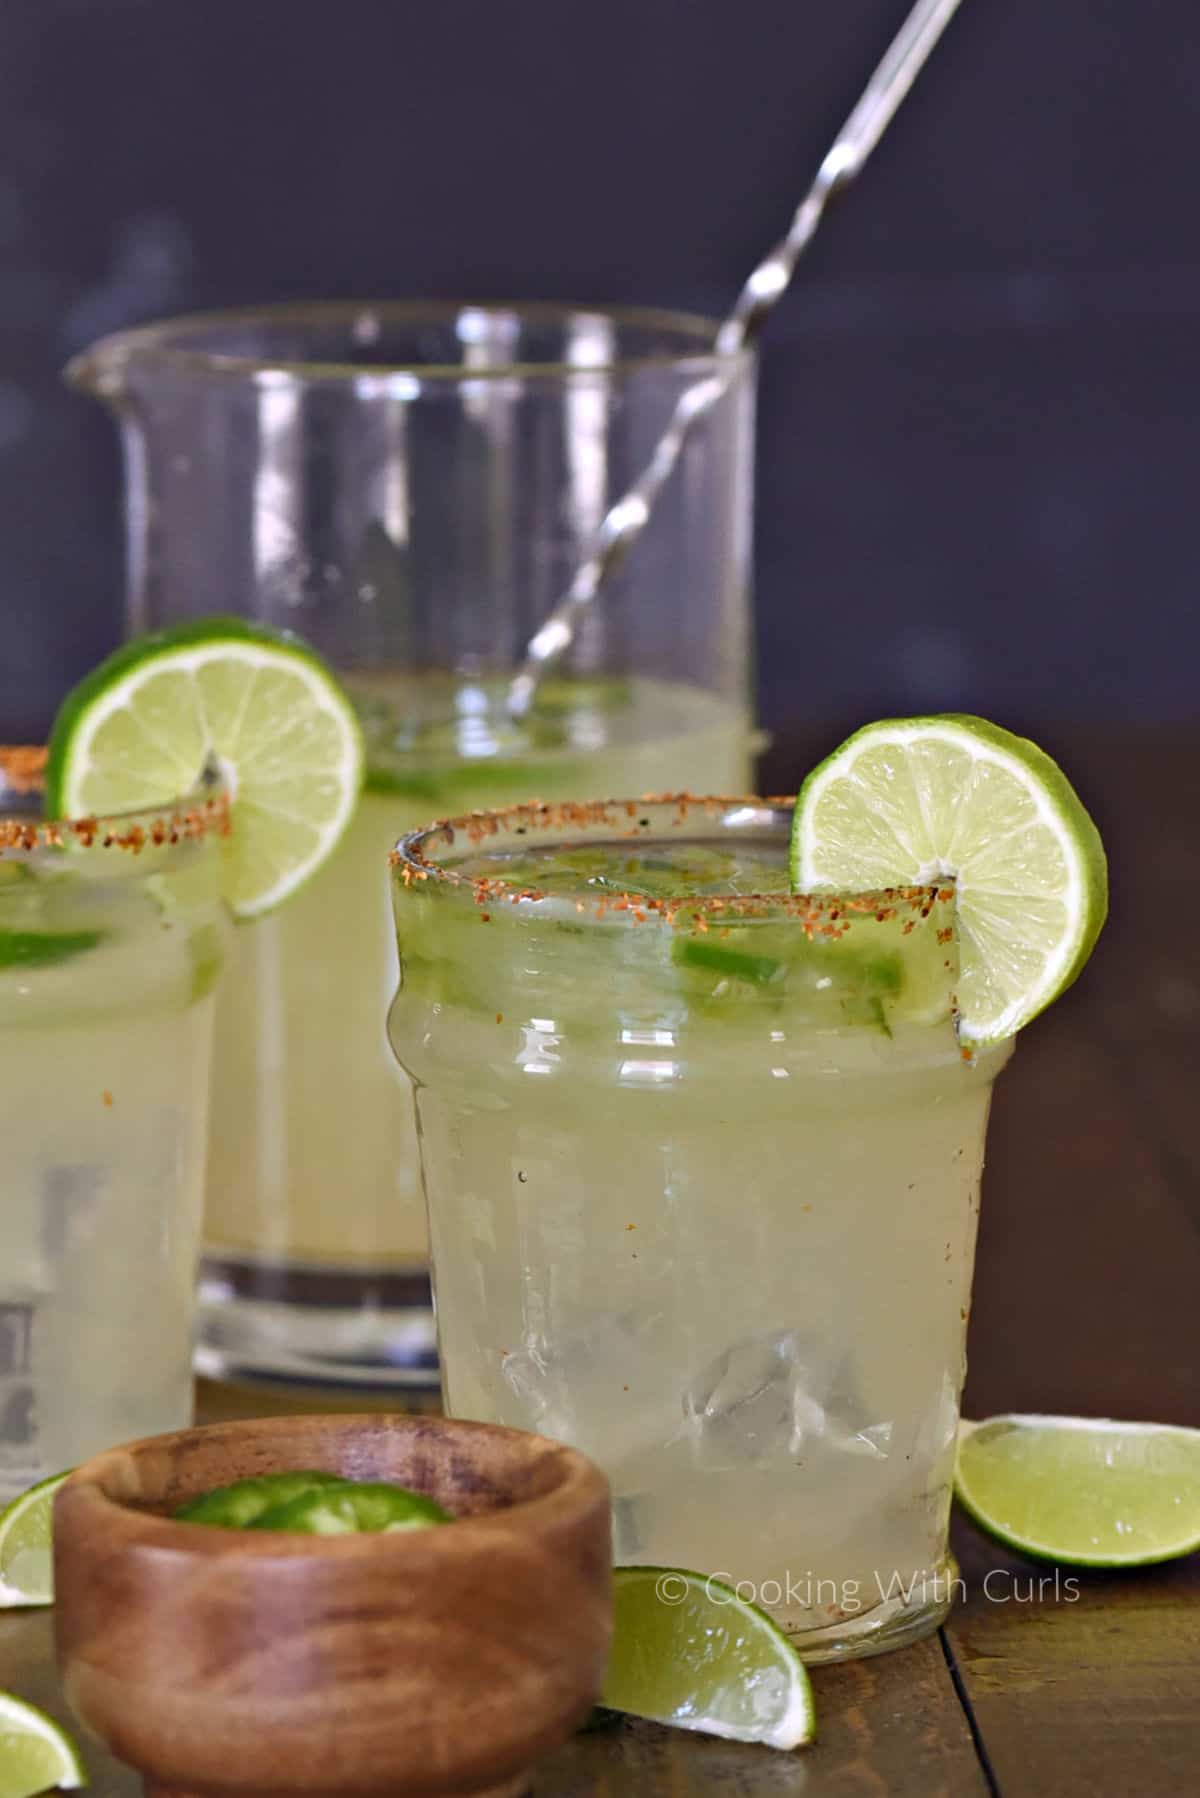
63, 332, 137, 405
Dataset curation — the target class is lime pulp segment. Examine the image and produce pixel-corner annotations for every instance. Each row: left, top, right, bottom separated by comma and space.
45, 618, 364, 919
0, 1692, 86, 1797
790, 715, 1108, 1043
601, 1567, 815, 1750
955, 1415, 1200, 1566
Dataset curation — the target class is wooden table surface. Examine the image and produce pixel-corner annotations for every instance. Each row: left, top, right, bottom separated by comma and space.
2, 731, 1197, 1795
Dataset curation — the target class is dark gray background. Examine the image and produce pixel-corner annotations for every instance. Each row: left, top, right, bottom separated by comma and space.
1, 0, 1195, 743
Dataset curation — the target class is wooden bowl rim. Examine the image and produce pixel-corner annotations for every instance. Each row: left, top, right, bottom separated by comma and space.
56, 1413, 610, 1561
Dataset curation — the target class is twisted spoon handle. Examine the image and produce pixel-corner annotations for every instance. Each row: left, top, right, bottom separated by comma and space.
507, 0, 964, 720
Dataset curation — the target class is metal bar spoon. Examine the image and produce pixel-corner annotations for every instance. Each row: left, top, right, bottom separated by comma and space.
506, 0, 965, 721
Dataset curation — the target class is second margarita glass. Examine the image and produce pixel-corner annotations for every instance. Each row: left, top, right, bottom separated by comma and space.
0, 754, 230, 1498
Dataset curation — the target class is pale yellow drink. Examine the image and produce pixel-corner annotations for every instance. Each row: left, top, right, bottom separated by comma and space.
0, 798, 228, 1497
203, 677, 752, 1278
389, 800, 1011, 1659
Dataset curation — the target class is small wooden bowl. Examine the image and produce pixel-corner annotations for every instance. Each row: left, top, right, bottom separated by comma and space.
53, 1414, 612, 1798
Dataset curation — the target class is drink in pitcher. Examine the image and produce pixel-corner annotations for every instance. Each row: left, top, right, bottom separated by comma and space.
204, 673, 749, 1284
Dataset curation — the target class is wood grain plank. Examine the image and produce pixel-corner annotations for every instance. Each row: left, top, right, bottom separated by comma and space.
535, 1638, 988, 1796
948, 1517, 1200, 1798
194, 1376, 441, 1422
962, 999, 1200, 1428
948, 948, 1200, 1798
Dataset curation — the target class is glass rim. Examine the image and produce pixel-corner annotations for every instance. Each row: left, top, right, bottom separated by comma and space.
391, 794, 953, 927
65, 299, 753, 389
0, 746, 230, 853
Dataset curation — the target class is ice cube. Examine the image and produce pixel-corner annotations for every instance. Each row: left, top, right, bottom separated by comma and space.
684, 1329, 893, 1468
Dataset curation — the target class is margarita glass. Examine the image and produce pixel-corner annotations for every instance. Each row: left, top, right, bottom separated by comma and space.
70, 302, 756, 1386
389, 797, 1011, 1661
0, 751, 230, 1499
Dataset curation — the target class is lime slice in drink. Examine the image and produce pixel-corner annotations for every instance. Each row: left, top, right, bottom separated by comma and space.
0, 1694, 85, 1798
0, 872, 105, 971
956, 1415, 1200, 1566
790, 715, 1108, 1043
0, 1473, 71, 1609
250, 1483, 451, 1534
176, 1470, 349, 1529
45, 617, 364, 920
601, 1568, 815, 1750
0, 931, 104, 971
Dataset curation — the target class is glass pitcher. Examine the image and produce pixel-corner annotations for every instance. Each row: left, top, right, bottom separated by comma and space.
68, 302, 757, 1388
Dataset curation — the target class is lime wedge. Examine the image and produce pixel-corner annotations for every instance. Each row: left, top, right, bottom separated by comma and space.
250, 1483, 451, 1535
601, 1568, 815, 1750
790, 715, 1107, 1043
0, 1473, 71, 1609
45, 618, 364, 919
175, 1470, 349, 1528
0, 1694, 85, 1798
956, 1415, 1200, 1566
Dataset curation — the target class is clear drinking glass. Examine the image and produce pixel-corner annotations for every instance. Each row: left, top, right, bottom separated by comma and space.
0, 752, 230, 1499
68, 303, 757, 1388
389, 797, 1012, 1662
